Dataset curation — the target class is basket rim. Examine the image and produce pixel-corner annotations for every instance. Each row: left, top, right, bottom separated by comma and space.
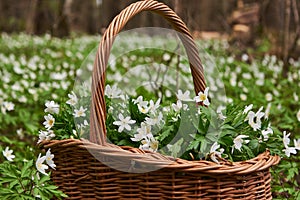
41, 139, 280, 175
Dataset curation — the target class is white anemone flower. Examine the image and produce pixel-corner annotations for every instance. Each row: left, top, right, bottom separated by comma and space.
176, 90, 192, 101
66, 92, 78, 106
232, 135, 250, 152
261, 126, 273, 141
43, 114, 55, 130
113, 113, 136, 132
265, 93, 273, 102
37, 130, 55, 143
293, 139, 300, 151
145, 112, 163, 126
216, 106, 227, 120
172, 100, 183, 112
17, 128, 24, 139
240, 93, 247, 101
137, 104, 149, 114
133, 96, 148, 107
3, 101, 15, 111
45, 149, 56, 170
247, 107, 265, 131
73, 106, 87, 118
44, 100, 59, 114
140, 136, 159, 152
36, 154, 48, 176
283, 131, 291, 147
243, 104, 253, 114
194, 87, 210, 106
131, 123, 152, 142
209, 142, 224, 164
148, 99, 160, 114
265, 103, 271, 119
297, 110, 300, 122
283, 146, 297, 157
105, 85, 122, 99
2, 147, 15, 162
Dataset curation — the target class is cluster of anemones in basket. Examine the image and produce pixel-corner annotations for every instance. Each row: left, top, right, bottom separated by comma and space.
37, 92, 89, 143
105, 84, 300, 162
105, 85, 210, 152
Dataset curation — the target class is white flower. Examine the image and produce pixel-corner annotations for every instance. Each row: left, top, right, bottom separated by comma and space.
232, 135, 250, 152
148, 99, 160, 114
172, 100, 182, 112
247, 107, 265, 131
134, 96, 150, 114
137, 104, 149, 114
261, 126, 273, 141
145, 112, 163, 126
73, 106, 87, 118
176, 90, 192, 101
37, 130, 55, 143
3, 101, 15, 111
43, 114, 55, 130
297, 110, 300, 122
209, 142, 224, 163
265, 93, 273, 102
140, 136, 159, 152
131, 123, 152, 142
17, 128, 24, 139
44, 100, 59, 114
45, 149, 56, 170
217, 106, 227, 120
66, 92, 78, 106
265, 103, 271, 119
77, 120, 89, 129
240, 93, 247, 101
105, 85, 122, 99
283, 131, 291, 147
293, 92, 299, 102
133, 96, 148, 107
36, 153, 48, 176
2, 147, 15, 161
241, 54, 249, 61
294, 139, 300, 151
194, 87, 210, 106
243, 104, 253, 114
113, 113, 136, 132
283, 146, 297, 157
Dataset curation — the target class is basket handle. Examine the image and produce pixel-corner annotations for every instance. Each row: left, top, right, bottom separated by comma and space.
90, 0, 206, 145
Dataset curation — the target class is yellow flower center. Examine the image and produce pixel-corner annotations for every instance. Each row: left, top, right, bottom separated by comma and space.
200, 94, 207, 101
48, 119, 54, 126
150, 141, 158, 150
141, 140, 147, 145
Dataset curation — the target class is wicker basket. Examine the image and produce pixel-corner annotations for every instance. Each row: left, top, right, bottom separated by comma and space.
41, 0, 280, 199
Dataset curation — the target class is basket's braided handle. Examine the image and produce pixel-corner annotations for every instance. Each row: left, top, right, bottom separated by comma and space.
90, 0, 206, 145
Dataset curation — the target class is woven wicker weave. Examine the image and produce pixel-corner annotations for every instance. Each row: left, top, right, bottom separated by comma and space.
41, 0, 280, 199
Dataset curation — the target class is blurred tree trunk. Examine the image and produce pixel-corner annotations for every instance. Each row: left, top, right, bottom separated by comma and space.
34, 0, 55, 35
282, 0, 291, 77
25, 0, 38, 34
186, 0, 235, 32
65, 0, 97, 34
261, 0, 300, 76
52, 0, 70, 37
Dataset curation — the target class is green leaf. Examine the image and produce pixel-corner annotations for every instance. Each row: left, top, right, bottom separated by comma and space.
248, 139, 259, 150
158, 126, 173, 141
21, 160, 33, 178
168, 138, 184, 158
